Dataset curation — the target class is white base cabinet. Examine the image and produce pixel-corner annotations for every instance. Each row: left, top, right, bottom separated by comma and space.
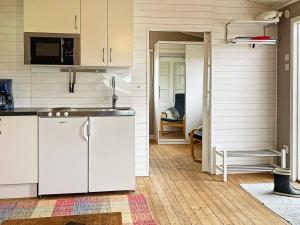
0, 116, 38, 199
0, 116, 38, 185
89, 116, 135, 192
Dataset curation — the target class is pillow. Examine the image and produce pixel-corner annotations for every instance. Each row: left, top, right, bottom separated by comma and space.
162, 107, 181, 120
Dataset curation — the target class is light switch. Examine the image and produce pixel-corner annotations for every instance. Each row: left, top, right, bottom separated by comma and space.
285, 63, 290, 71
285, 54, 290, 61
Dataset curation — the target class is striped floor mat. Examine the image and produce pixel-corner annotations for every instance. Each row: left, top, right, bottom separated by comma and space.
0, 194, 156, 225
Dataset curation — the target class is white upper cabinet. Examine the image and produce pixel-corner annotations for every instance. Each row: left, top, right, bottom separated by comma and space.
81, 0, 107, 66
24, 0, 81, 34
81, 0, 133, 67
108, 0, 133, 67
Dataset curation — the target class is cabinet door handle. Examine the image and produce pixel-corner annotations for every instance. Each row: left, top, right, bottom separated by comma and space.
88, 118, 91, 137
102, 48, 105, 63
110, 48, 112, 63
83, 120, 89, 142
74, 15, 78, 30
60, 38, 64, 63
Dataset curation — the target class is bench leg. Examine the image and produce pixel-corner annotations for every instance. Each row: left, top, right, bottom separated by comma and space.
223, 150, 228, 182
281, 146, 287, 169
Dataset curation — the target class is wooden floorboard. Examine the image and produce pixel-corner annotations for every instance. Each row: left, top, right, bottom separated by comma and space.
136, 143, 288, 225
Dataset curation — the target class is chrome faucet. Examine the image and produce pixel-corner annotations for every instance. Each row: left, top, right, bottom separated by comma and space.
111, 76, 119, 109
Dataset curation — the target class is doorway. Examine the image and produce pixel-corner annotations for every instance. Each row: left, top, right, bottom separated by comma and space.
147, 31, 212, 171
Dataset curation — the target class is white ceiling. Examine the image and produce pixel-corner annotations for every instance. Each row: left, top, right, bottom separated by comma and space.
249, 0, 293, 7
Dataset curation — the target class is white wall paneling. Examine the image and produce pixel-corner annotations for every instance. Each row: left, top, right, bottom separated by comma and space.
140, 0, 276, 173
0, 0, 276, 175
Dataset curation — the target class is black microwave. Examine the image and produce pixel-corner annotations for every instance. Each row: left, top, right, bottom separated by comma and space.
24, 33, 80, 65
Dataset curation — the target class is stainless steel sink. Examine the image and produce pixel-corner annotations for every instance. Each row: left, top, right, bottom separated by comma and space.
74, 107, 132, 112
50, 107, 78, 111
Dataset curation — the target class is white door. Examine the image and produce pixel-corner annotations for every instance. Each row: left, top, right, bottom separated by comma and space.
89, 116, 135, 192
185, 44, 204, 140
38, 117, 88, 195
24, 0, 81, 34
153, 43, 160, 143
202, 32, 212, 173
107, 0, 133, 67
81, 0, 107, 66
0, 116, 38, 185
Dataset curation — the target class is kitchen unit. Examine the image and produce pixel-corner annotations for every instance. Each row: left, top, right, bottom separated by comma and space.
38, 107, 135, 196
24, 0, 133, 67
0, 116, 38, 199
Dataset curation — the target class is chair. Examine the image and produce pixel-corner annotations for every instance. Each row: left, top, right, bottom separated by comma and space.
160, 93, 185, 137
189, 126, 202, 163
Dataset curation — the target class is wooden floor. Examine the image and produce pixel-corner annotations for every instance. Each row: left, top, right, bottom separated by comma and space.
136, 143, 288, 225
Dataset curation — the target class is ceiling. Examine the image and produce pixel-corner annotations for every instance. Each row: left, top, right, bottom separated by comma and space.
248, 0, 293, 7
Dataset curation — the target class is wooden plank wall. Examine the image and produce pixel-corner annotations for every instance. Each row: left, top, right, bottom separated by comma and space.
134, 0, 276, 171
0, 0, 277, 175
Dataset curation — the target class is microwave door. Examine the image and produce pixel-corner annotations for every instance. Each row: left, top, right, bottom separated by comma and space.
30, 37, 63, 65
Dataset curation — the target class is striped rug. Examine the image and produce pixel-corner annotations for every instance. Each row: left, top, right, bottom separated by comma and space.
0, 194, 156, 225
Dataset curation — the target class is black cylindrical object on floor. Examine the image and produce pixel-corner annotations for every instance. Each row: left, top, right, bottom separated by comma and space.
273, 168, 300, 197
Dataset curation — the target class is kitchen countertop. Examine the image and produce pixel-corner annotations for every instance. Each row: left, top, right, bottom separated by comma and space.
0, 107, 135, 117
0, 108, 48, 116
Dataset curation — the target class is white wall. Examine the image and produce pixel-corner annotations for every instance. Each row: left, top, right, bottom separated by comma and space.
0, 0, 277, 175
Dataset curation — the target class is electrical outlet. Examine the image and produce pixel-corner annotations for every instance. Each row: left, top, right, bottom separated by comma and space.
285, 54, 290, 61
285, 63, 290, 71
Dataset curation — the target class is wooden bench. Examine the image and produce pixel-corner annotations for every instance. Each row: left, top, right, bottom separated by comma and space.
215, 146, 288, 182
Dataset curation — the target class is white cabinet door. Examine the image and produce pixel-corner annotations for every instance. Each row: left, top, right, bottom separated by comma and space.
107, 0, 133, 67
39, 117, 88, 195
0, 116, 38, 185
89, 116, 135, 192
24, 0, 81, 34
81, 0, 107, 66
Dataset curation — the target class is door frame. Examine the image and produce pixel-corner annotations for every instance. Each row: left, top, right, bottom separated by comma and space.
147, 30, 213, 173
290, 16, 300, 181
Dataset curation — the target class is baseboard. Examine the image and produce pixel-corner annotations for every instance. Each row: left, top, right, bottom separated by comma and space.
0, 183, 37, 199
158, 139, 189, 145
135, 169, 149, 177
